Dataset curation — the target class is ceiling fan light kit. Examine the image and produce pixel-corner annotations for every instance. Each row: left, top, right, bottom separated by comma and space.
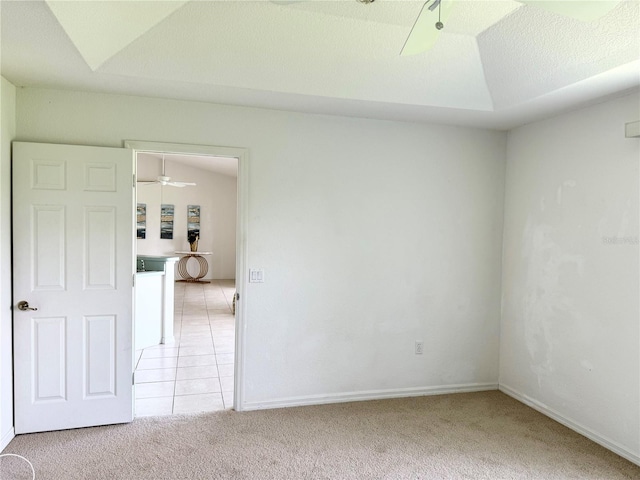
401, 0, 454, 56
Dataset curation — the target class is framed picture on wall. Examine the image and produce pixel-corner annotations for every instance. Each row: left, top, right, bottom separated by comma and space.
187, 205, 200, 238
160, 204, 174, 239
137, 203, 146, 239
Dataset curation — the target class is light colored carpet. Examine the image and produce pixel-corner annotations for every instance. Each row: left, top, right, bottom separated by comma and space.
1, 391, 638, 479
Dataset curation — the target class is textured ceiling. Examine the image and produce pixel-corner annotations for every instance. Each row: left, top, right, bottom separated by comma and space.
45, 1, 189, 70
1, 0, 638, 129
479, 0, 640, 109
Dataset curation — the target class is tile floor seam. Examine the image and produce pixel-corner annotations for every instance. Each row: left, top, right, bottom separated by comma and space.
136, 280, 234, 416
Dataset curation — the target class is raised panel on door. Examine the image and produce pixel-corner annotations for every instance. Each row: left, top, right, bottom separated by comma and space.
84, 207, 117, 290
32, 316, 67, 403
31, 158, 66, 190
32, 205, 66, 291
84, 315, 116, 398
84, 162, 117, 192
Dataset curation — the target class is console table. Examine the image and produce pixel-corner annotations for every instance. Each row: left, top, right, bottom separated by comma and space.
175, 251, 212, 283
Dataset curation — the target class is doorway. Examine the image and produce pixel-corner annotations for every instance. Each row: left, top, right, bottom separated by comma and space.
126, 140, 248, 415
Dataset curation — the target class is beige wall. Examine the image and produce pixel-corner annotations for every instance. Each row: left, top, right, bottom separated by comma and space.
15, 87, 507, 408
500, 91, 640, 461
0, 76, 16, 449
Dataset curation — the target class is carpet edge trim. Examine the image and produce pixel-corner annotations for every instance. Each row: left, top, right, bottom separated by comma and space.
242, 382, 498, 411
499, 384, 640, 467
0, 427, 14, 452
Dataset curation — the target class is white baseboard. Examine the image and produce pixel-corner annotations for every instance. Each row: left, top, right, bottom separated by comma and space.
241, 382, 498, 411
499, 384, 640, 467
0, 427, 14, 452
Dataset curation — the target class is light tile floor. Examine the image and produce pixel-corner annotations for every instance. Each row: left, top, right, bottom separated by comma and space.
134, 279, 235, 417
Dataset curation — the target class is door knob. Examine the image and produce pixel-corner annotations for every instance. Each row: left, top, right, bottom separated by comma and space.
17, 301, 38, 311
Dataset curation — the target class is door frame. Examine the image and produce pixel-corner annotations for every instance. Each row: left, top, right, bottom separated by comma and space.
125, 140, 249, 412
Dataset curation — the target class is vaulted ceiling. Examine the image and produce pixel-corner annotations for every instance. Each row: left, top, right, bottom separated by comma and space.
138, 152, 238, 178
1, 0, 638, 129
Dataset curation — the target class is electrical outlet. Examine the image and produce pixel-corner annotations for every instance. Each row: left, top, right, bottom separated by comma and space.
415, 341, 424, 355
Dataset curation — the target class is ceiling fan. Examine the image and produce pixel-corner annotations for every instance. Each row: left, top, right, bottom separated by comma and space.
273, 0, 620, 56
400, 0, 620, 56
137, 155, 197, 188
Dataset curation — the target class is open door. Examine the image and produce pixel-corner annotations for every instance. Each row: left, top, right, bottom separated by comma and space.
12, 142, 134, 434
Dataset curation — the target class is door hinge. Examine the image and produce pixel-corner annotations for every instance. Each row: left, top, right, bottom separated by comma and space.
133, 273, 136, 287
133, 173, 136, 188
132, 372, 135, 385
234, 292, 239, 301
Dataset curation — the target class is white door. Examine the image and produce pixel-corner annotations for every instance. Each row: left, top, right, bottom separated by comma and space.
13, 142, 134, 434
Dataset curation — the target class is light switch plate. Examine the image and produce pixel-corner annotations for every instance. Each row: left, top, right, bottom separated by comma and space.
249, 269, 264, 283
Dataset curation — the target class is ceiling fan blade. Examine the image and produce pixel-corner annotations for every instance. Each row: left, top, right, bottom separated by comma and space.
137, 181, 159, 185
516, 1, 619, 21
166, 181, 196, 187
401, 0, 455, 56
